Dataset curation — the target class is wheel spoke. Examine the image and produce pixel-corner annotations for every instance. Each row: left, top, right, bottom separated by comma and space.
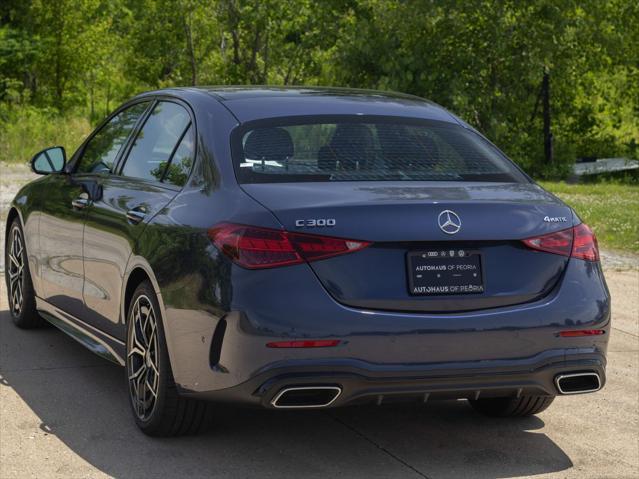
12, 286, 22, 313
136, 371, 146, 409
136, 379, 145, 417
133, 328, 146, 353
128, 361, 146, 381
148, 356, 159, 376
147, 321, 159, 376
135, 303, 149, 348
147, 321, 157, 350
145, 378, 157, 399
141, 305, 151, 345
132, 314, 146, 352
12, 233, 23, 257
11, 290, 18, 311
8, 253, 19, 268
8, 270, 20, 283
127, 345, 145, 359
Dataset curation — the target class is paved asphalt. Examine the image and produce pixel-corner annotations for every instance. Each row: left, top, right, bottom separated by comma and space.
0, 269, 637, 479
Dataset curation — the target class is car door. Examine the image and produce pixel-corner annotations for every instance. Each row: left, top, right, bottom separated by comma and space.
38, 101, 150, 319
82, 99, 195, 338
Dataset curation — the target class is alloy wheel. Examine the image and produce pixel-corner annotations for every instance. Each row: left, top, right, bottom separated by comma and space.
8, 226, 24, 317
127, 294, 160, 421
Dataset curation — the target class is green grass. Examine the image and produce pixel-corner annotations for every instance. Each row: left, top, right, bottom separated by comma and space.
541, 181, 639, 254
0, 107, 92, 164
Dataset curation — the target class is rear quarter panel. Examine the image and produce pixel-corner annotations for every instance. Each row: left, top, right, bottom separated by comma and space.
127, 94, 281, 386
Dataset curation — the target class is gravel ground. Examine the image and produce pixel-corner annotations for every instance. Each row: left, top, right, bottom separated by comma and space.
1, 161, 638, 478
0, 269, 636, 479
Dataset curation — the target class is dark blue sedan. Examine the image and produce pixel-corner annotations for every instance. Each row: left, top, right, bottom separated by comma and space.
5, 87, 609, 436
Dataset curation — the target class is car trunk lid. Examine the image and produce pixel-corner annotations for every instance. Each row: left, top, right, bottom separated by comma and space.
241, 181, 573, 312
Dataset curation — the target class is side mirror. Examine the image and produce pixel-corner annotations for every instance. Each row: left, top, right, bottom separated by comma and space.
31, 146, 66, 175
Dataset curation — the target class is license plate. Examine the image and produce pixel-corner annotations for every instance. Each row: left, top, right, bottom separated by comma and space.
407, 249, 484, 295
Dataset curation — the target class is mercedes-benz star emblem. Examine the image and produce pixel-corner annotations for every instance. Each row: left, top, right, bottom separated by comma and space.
438, 210, 461, 235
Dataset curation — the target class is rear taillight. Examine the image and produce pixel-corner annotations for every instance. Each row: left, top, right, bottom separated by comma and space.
522, 223, 599, 261
522, 228, 573, 257
571, 223, 599, 261
208, 223, 370, 269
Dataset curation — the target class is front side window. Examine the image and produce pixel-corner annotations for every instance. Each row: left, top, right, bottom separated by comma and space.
76, 102, 149, 174
233, 117, 527, 183
120, 101, 191, 182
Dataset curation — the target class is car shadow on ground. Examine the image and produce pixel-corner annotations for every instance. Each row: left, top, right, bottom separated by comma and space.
0, 308, 573, 479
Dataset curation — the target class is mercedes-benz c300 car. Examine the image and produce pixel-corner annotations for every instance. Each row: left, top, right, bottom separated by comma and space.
5, 87, 609, 436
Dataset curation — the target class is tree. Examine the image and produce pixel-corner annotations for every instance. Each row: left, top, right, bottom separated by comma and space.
1, 0, 637, 175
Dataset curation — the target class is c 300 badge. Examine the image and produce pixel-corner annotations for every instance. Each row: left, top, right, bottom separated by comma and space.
295, 218, 336, 227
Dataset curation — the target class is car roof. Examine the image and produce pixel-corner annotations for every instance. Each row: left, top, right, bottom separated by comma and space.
141, 86, 461, 124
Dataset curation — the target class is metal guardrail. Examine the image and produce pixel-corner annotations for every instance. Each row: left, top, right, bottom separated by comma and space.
573, 158, 639, 176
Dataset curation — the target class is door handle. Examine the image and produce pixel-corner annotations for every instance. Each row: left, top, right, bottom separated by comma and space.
71, 193, 90, 209
126, 207, 147, 224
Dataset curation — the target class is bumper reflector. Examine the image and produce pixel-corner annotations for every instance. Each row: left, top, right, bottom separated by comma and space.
559, 330, 605, 337
266, 340, 341, 348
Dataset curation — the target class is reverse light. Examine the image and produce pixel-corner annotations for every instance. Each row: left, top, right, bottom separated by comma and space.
522, 223, 599, 261
559, 330, 605, 337
266, 340, 342, 348
208, 223, 370, 269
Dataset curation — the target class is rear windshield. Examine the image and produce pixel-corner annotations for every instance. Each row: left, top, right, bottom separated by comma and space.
232, 117, 527, 183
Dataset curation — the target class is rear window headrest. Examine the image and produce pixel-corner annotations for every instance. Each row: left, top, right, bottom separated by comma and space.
330, 123, 374, 150
244, 127, 294, 162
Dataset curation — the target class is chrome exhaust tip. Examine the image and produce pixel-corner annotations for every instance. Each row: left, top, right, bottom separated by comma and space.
555, 372, 601, 395
271, 386, 342, 409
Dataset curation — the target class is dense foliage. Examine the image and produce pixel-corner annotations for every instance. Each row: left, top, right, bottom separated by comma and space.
1, 0, 638, 177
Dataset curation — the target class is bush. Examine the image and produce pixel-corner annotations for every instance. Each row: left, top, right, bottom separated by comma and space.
579, 169, 639, 185
0, 105, 92, 164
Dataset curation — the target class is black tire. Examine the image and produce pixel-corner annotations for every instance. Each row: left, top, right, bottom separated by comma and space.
125, 280, 212, 436
469, 395, 555, 417
5, 219, 44, 328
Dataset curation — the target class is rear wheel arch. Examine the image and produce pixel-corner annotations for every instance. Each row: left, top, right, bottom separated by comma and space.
122, 259, 163, 322
5, 207, 32, 265
123, 267, 152, 323
5, 207, 21, 239
121, 259, 177, 369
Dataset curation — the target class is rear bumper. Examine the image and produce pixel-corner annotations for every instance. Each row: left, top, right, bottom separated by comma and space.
161, 256, 610, 407
181, 347, 606, 407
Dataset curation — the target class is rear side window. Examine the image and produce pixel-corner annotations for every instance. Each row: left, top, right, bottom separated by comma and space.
162, 125, 194, 187
120, 101, 191, 182
76, 102, 149, 174
233, 118, 527, 183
